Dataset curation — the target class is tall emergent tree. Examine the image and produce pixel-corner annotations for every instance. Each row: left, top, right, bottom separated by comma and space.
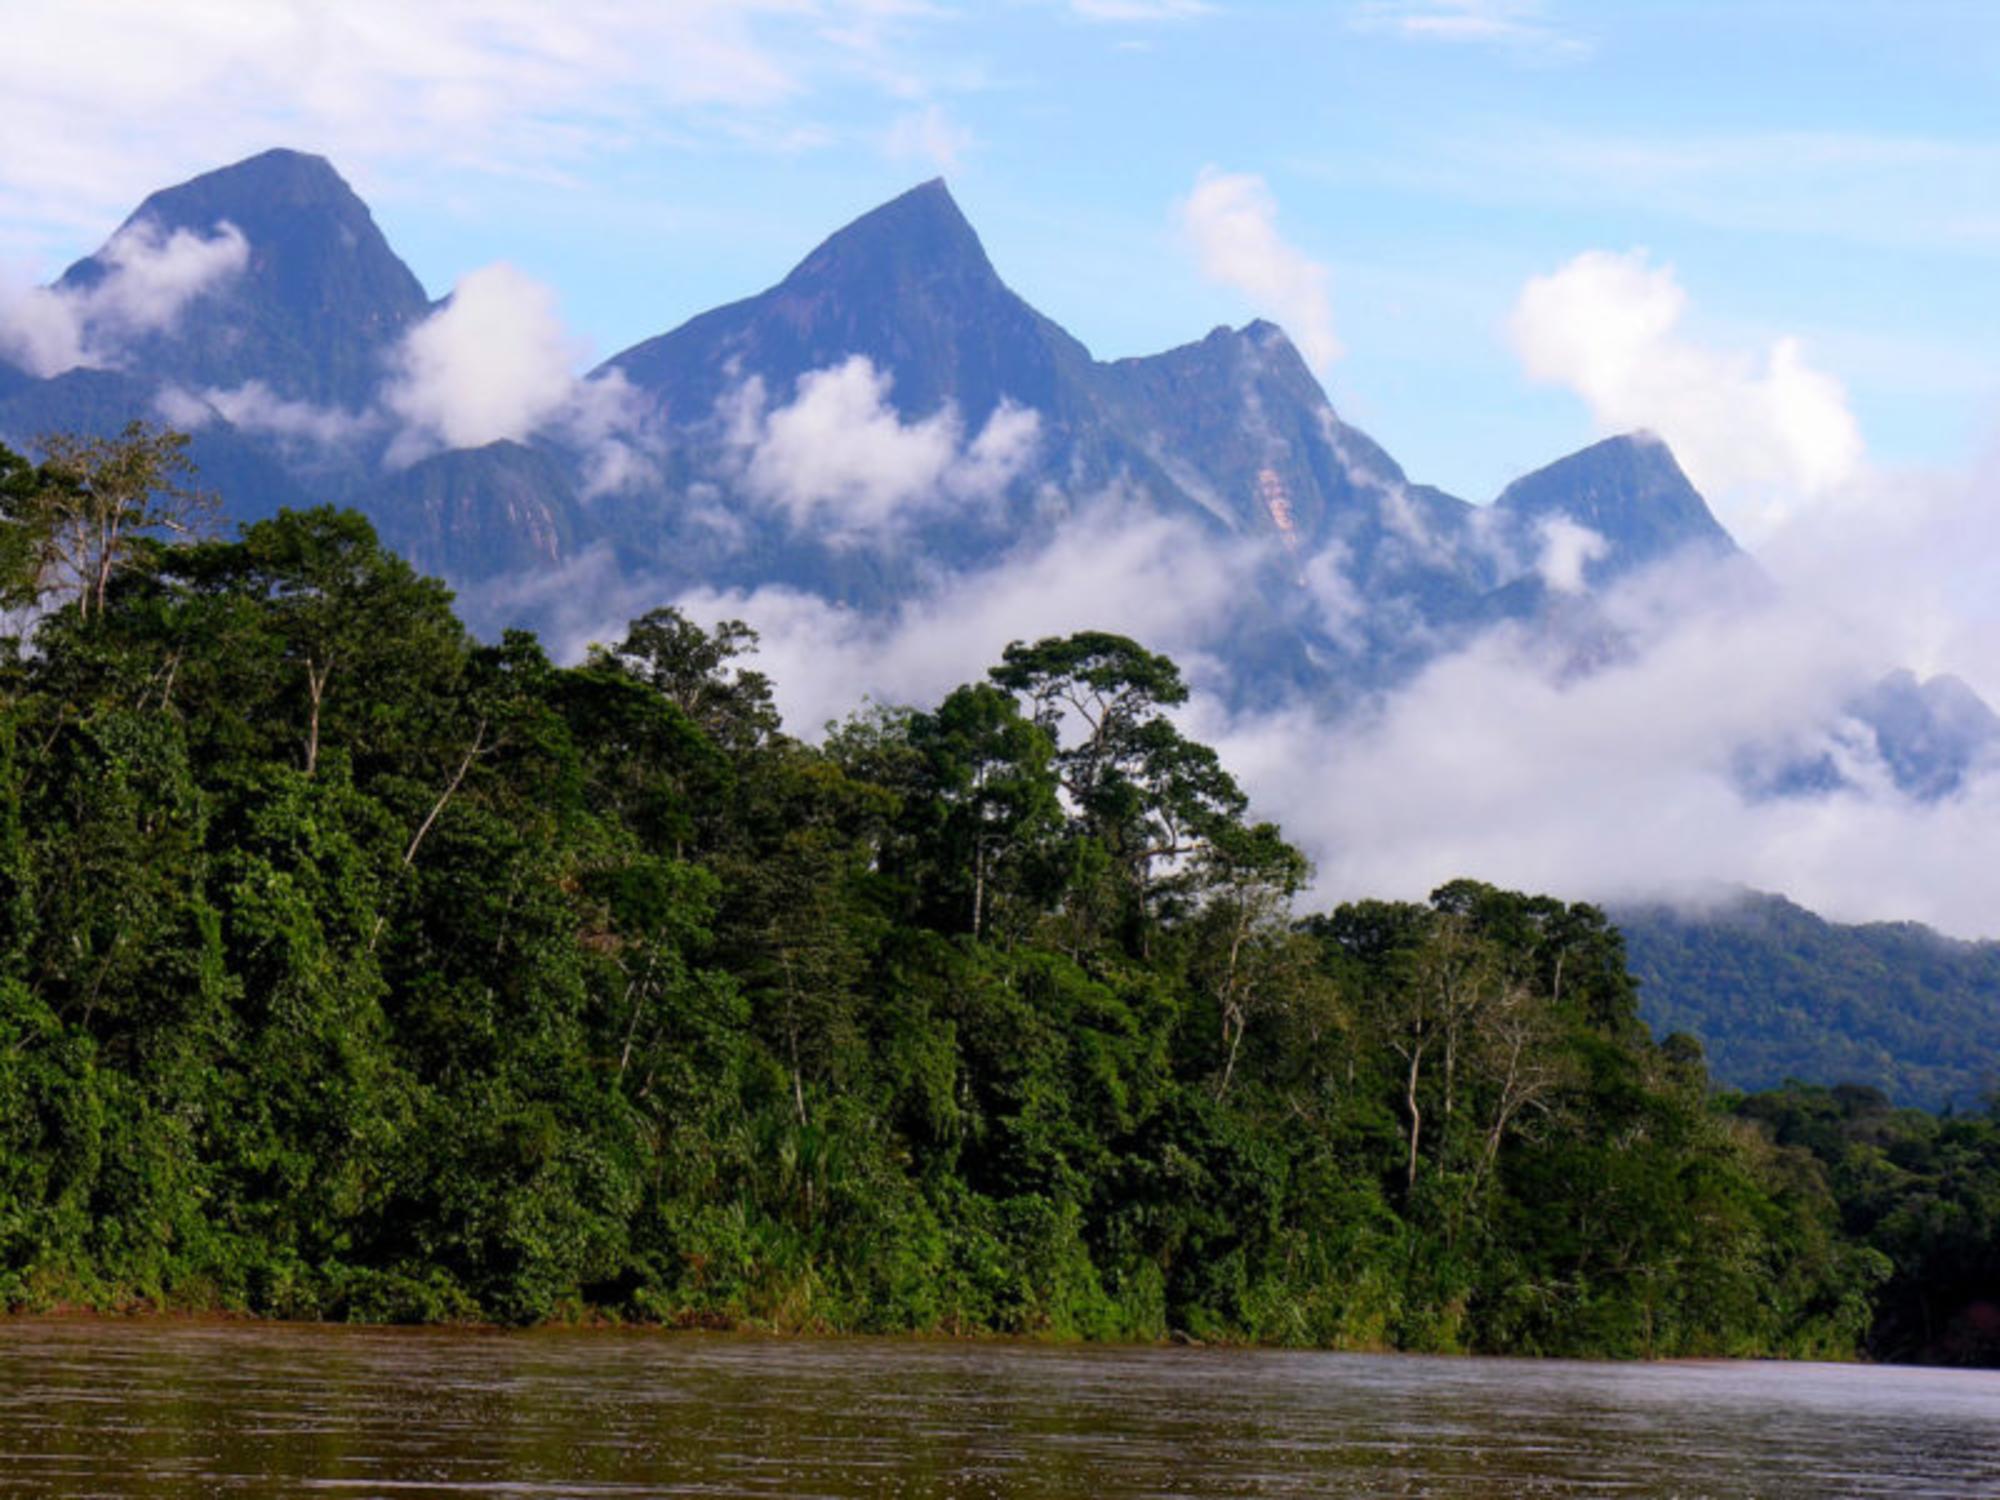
0, 422, 216, 622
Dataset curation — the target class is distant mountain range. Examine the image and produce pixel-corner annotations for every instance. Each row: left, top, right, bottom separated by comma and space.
2, 148, 1993, 787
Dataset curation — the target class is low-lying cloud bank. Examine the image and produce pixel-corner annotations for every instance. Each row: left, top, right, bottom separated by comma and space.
1279, 448, 2000, 939
464, 433, 2000, 939
464, 495, 1259, 723
1196, 547, 2000, 938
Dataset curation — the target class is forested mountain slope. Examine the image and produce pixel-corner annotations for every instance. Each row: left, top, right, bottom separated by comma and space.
1618, 892, 2000, 1110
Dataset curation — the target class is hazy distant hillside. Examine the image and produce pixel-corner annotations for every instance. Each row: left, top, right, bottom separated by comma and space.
1617, 892, 2000, 1109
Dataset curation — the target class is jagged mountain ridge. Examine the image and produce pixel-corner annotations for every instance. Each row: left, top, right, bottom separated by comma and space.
0, 153, 1738, 647
0, 149, 1989, 785
592, 178, 1733, 702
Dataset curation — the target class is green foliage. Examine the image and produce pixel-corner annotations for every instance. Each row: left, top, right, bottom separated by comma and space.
1618, 892, 2000, 1109
1736, 1083, 2000, 1365
0, 465, 1967, 1361
0, 422, 216, 621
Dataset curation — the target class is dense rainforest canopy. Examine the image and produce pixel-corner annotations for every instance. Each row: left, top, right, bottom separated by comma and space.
0, 427, 1992, 1363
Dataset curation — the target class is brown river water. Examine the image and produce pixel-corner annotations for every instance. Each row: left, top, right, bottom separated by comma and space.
0, 1321, 1995, 1497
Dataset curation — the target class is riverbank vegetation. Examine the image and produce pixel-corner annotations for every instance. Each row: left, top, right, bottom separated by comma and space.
0, 429, 1992, 1363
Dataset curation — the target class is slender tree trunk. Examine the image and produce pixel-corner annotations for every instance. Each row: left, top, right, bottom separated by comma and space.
616, 953, 659, 1080
1477, 1034, 1526, 1192
402, 719, 488, 867
1218, 1011, 1247, 1101
779, 953, 809, 1128
972, 838, 987, 941
1405, 1058, 1423, 1195
1214, 907, 1252, 1100
370, 719, 491, 953
93, 541, 115, 617
303, 655, 333, 776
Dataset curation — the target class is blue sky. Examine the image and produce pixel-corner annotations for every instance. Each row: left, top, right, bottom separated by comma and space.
3, 0, 1996, 509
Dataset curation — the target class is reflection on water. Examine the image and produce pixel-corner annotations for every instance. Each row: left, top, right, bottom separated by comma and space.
0, 1322, 1995, 1497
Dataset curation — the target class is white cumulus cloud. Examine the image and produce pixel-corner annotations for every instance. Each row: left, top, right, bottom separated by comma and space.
734, 356, 1041, 539
382, 261, 656, 488
1509, 249, 1864, 535
1179, 169, 1342, 375
384, 264, 583, 459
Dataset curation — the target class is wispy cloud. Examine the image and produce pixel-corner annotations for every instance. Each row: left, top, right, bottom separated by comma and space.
156, 380, 380, 450
1178, 168, 1342, 374
0, 1, 963, 273
1068, 0, 1215, 21
0, 218, 247, 376
884, 103, 974, 173
1359, 126, 2000, 256
1350, 0, 1588, 62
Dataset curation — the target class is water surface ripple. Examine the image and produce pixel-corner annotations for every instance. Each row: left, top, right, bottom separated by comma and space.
0, 1322, 1995, 1497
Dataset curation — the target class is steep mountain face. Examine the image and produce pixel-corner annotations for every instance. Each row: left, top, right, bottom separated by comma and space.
368, 441, 581, 580
55, 148, 430, 407
0, 149, 427, 524
1491, 431, 1736, 587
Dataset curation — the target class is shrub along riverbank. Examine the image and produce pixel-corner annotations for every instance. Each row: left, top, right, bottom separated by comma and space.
0, 431, 1993, 1363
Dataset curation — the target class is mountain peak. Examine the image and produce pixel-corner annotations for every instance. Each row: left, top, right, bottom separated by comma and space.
1496, 431, 1736, 557
1487, 430, 1740, 593
56, 148, 431, 406
1851, 669, 2000, 801
79, 149, 372, 255
186, 146, 348, 194
781, 177, 996, 291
